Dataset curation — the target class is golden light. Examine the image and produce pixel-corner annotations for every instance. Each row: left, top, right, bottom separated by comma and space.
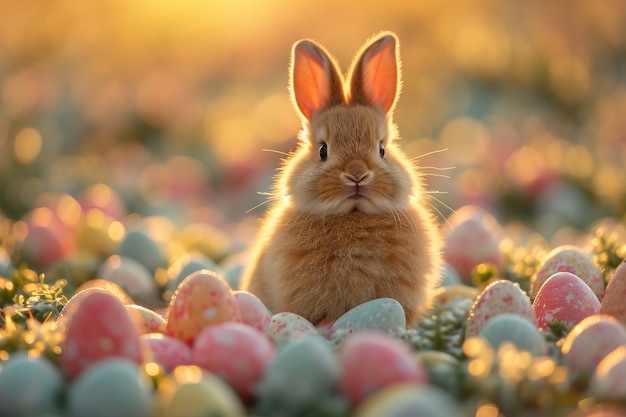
475, 402, 499, 417
144, 361, 162, 377
528, 357, 556, 381
173, 365, 204, 384
13, 127, 42, 165
108, 221, 125, 242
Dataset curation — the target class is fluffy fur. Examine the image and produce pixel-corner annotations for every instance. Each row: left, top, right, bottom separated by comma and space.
240, 32, 442, 326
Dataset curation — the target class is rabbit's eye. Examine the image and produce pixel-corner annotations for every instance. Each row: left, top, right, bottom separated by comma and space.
319, 143, 328, 161
379, 142, 385, 159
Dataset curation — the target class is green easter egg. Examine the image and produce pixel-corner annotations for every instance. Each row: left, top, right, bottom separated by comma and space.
479, 313, 547, 356
118, 229, 167, 273
332, 298, 406, 334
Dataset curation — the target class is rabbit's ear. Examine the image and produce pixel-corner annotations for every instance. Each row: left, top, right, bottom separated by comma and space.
349, 33, 399, 114
290, 40, 343, 120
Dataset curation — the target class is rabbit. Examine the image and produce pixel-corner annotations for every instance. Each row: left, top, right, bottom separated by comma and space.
240, 32, 443, 326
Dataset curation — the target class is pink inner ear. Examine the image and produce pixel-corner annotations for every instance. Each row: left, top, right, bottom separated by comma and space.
361, 37, 398, 113
292, 42, 332, 120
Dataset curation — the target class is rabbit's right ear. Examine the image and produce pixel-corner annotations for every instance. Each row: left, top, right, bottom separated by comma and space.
290, 40, 343, 121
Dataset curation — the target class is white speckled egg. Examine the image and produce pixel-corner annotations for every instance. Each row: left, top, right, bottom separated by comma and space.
465, 280, 536, 338
233, 290, 272, 333
331, 298, 406, 335
267, 312, 320, 345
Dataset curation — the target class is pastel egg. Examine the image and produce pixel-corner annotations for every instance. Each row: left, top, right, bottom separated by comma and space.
59, 291, 145, 379
442, 205, 503, 280
233, 290, 272, 333
331, 298, 406, 335
57, 287, 132, 335
267, 312, 320, 345
589, 346, 626, 400
165, 270, 242, 346
0, 353, 64, 415
67, 358, 152, 417
192, 322, 275, 401
79, 183, 127, 222
98, 255, 159, 305
479, 313, 547, 356
118, 228, 168, 273
600, 260, 626, 326
353, 384, 462, 417
142, 334, 192, 371
465, 280, 536, 338
532, 272, 601, 330
561, 314, 626, 375
156, 366, 245, 417
167, 254, 220, 293
20, 207, 76, 269
126, 304, 167, 334
74, 279, 134, 304
431, 285, 480, 308
532, 245, 604, 299
256, 337, 342, 413
339, 332, 428, 405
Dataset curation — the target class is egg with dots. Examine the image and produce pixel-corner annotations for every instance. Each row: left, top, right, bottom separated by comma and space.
532, 272, 601, 330
600, 260, 626, 326
165, 270, 242, 346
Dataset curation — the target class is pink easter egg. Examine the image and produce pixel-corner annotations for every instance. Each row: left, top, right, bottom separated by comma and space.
142, 334, 192, 371
465, 280, 536, 338
166, 270, 242, 346
532, 245, 604, 299
561, 314, 626, 375
339, 332, 428, 405
533, 272, 601, 330
20, 207, 76, 269
589, 346, 626, 400
192, 322, 275, 402
125, 304, 167, 334
600, 261, 626, 326
59, 291, 144, 379
232, 290, 271, 333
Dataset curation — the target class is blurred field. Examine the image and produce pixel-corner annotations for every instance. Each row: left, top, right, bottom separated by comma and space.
1, 0, 625, 240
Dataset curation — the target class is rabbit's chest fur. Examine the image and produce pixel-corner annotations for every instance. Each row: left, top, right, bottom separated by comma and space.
246, 202, 439, 324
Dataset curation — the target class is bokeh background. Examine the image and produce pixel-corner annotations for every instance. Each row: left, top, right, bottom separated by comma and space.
1, 0, 626, 262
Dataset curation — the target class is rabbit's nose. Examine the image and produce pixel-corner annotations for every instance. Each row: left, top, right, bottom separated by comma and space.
341, 160, 371, 184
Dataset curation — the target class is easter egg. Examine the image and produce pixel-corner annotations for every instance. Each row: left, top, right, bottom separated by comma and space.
339, 332, 428, 405
589, 346, 626, 400
532, 272, 601, 330
75, 210, 121, 259
0, 246, 14, 278
98, 255, 159, 305
67, 358, 152, 417
223, 260, 245, 290
267, 312, 320, 345
74, 279, 134, 304
57, 287, 131, 335
353, 383, 462, 417
431, 284, 480, 308
233, 290, 272, 333
256, 337, 344, 414
331, 298, 406, 335
439, 263, 463, 286
118, 228, 168, 273
156, 366, 245, 417
600, 260, 626, 326
442, 205, 503, 280
142, 334, 193, 371
167, 254, 219, 293
0, 353, 64, 415
126, 304, 167, 334
479, 313, 547, 356
192, 322, 275, 401
59, 291, 144, 379
20, 207, 76, 269
561, 314, 626, 376
165, 270, 241, 346
532, 245, 604, 299
465, 280, 536, 338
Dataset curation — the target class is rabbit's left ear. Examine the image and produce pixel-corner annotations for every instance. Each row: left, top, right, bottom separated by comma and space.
349, 33, 399, 114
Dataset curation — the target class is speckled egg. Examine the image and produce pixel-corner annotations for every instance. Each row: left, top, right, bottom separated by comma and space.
331, 298, 406, 335
442, 205, 503, 280
267, 312, 320, 345
126, 304, 166, 334
533, 272, 601, 330
57, 287, 131, 335
431, 285, 480, 308
59, 291, 145, 379
340, 332, 428, 405
155, 365, 245, 417
589, 346, 626, 400
561, 314, 626, 376
165, 270, 242, 346
98, 255, 159, 305
479, 313, 547, 356
67, 358, 152, 417
0, 352, 65, 415
118, 228, 168, 273
142, 334, 192, 371
233, 290, 272, 333
465, 280, 536, 338
600, 260, 626, 326
256, 337, 343, 414
192, 322, 275, 401
353, 384, 462, 417
532, 245, 604, 299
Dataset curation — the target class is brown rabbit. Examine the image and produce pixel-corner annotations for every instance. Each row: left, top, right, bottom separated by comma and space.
240, 32, 442, 326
